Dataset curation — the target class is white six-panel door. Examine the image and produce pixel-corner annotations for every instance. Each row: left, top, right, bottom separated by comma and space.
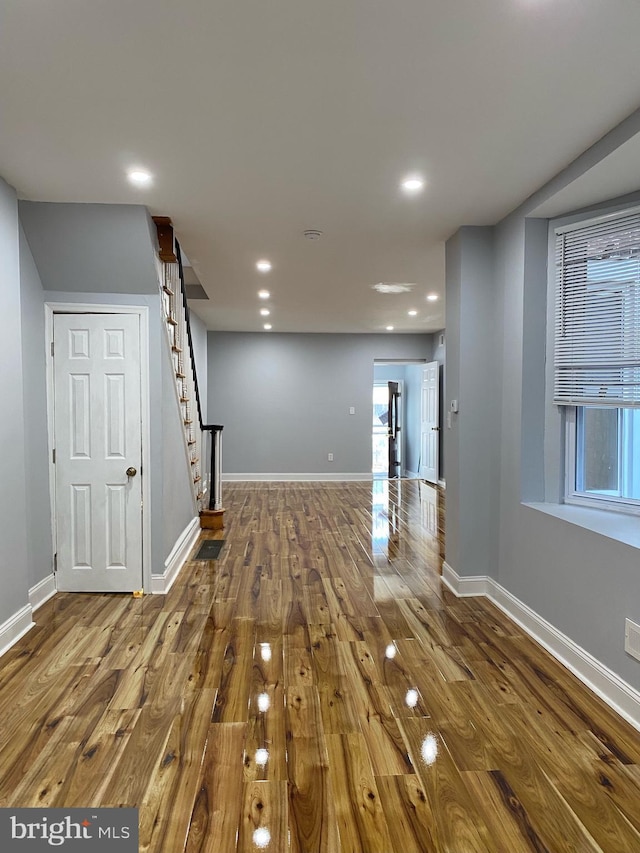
419, 361, 439, 483
53, 313, 143, 592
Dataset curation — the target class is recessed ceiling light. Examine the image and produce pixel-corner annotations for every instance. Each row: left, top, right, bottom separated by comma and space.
127, 168, 153, 188
263, 323, 272, 330
256, 259, 272, 273
408, 309, 418, 316
427, 293, 439, 302
373, 282, 415, 294
258, 290, 270, 299
401, 175, 425, 194
386, 325, 394, 331
260, 308, 270, 316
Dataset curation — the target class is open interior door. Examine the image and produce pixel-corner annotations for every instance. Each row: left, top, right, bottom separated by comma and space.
388, 381, 401, 479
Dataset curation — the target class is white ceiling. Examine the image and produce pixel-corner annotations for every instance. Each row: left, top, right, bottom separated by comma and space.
3, 0, 640, 333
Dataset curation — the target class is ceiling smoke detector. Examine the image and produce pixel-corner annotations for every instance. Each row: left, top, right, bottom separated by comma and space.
373, 282, 416, 294
303, 229, 323, 240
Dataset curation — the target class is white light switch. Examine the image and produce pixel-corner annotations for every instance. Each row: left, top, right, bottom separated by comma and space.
349, 407, 356, 415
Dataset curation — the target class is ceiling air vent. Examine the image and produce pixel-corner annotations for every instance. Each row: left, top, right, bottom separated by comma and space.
372, 282, 415, 294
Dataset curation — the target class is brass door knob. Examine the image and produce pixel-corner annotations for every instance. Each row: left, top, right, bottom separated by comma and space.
126, 467, 137, 477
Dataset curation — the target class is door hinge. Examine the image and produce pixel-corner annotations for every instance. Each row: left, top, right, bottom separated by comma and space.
50, 341, 54, 357
53, 553, 58, 574
52, 448, 56, 464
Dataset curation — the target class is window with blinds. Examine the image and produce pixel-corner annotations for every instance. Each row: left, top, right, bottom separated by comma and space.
554, 208, 640, 406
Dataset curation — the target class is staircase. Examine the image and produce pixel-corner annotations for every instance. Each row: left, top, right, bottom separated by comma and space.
154, 217, 224, 528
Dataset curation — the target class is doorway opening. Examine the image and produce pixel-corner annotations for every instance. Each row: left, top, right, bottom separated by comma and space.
372, 381, 403, 478
372, 359, 440, 481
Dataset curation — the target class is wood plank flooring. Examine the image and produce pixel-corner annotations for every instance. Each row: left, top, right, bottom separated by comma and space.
1, 479, 640, 851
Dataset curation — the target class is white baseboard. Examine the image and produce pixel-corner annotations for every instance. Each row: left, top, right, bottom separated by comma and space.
151, 516, 200, 594
222, 472, 374, 482
442, 562, 489, 597
438, 478, 446, 489
442, 562, 640, 732
0, 604, 34, 659
29, 574, 57, 612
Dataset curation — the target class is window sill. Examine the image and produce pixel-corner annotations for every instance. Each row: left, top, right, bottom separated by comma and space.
523, 501, 640, 551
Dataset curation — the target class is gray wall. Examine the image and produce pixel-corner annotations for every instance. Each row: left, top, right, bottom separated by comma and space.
446, 108, 640, 689
0, 178, 30, 624
445, 227, 501, 581
19, 224, 53, 589
208, 332, 431, 474
19, 202, 159, 294
189, 310, 208, 421
495, 201, 640, 690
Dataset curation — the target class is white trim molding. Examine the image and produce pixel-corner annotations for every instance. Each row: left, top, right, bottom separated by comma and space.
222, 472, 374, 482
441, 562, 489, 597
441, 562, 640, 732
151, 516, 200, 594
0, 605, 34, 659
29, 574, 57, 612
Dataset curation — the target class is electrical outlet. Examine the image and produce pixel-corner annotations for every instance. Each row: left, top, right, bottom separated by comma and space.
328, 453, 334, 461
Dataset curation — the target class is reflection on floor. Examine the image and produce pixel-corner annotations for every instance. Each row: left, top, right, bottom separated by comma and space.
0, 479, 638, 852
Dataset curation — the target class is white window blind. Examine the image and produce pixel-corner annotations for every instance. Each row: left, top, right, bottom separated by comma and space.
554, 209, 640, 406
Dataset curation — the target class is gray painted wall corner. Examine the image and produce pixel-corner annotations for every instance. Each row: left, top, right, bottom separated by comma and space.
0, 178, 31, 621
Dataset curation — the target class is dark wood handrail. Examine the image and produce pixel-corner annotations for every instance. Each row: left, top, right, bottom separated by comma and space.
174, 240, 223, 436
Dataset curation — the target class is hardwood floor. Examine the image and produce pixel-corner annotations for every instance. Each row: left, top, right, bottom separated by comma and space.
1, 479, 639, 851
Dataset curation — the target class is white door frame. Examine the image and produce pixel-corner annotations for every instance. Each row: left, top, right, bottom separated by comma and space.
45, 303, 152, 593
419, 361, 440, 483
